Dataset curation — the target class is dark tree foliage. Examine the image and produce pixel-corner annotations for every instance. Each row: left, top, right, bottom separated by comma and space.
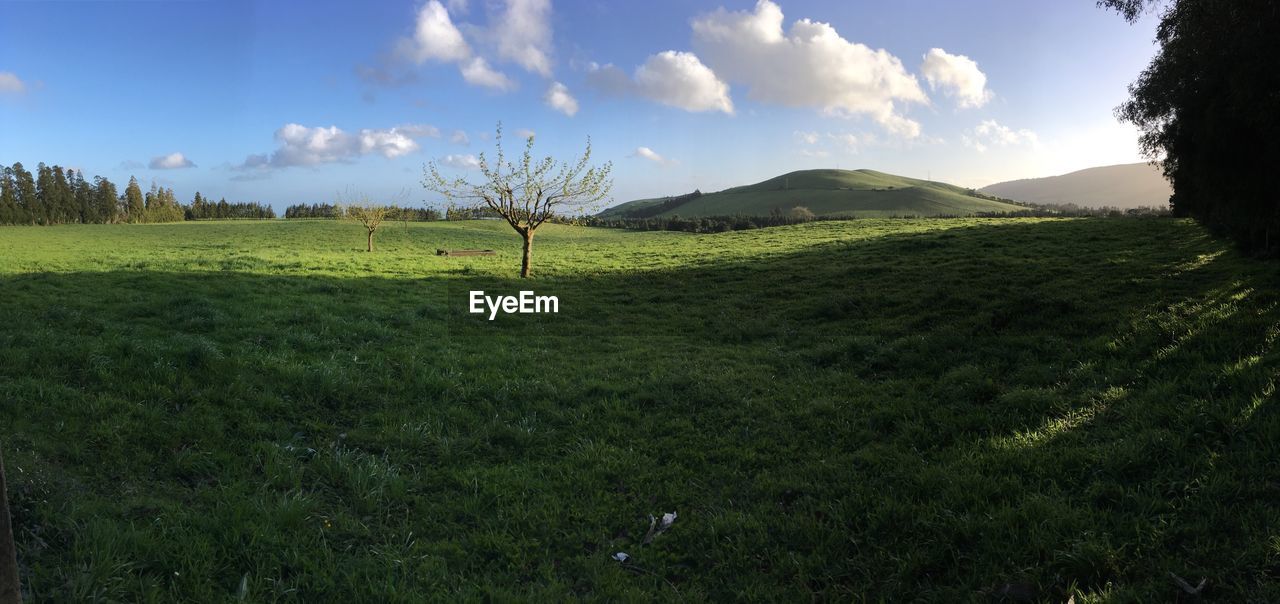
283, 203, 441, 221
123, 176, 145, 223
584, 204, 1170, 234
1101, 0, 1280, 254
0, 161, 276, 224
284, 203, 343, 219
184, 197, 275, 220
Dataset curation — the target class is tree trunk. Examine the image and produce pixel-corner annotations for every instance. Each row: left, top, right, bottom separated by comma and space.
367, 230, 374, 253
0, 447, 21, 604
520, 230, 534, 278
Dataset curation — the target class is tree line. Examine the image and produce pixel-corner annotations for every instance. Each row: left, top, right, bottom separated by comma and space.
0, 162, 274, 225
581, 204, 1170, 234
187, 193, 275, 220
1101, 0, 1279, 255
284, 202, 441, 221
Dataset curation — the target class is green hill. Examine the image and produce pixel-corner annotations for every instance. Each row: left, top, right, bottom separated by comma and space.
600, 169, 1027, 218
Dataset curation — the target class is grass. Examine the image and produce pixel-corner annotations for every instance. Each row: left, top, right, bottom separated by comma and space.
599, 169, 1026, 218
1, 217, 1278, 601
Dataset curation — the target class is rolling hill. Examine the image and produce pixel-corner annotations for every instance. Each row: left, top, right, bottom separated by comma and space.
979, 163, 1171, 209
600, 169, 1027, 218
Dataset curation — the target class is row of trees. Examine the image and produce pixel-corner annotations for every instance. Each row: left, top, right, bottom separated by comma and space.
1102, 0, 1279, 255
283, 202, 441, 221
582, 203, 1170, 234
187, 193, 275, 220
0, 162, 274, 225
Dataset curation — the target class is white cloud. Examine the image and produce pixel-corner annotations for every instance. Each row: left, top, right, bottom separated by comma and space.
149, 152, 196, 170
544, 81, 578, 116
633, 51, 734, 114
459, 56, 514, 90
398, 0, 514, 91
690, 0, 925, 136
964, 119, 1038, 153
921, 48, 992, 109
583, 53, 733, 114
401, 0, 471, 63
0, 72, 26, 95
239, 123, 439, 169
441, 154, 481, 169
514, 128, 536, 139
631, 146, 673, 165
450, 130, 470, 145
493, 0, 553, 76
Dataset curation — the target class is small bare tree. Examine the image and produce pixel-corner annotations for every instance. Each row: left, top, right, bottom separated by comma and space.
424, 124, 612, 278
338, 192, 393, 252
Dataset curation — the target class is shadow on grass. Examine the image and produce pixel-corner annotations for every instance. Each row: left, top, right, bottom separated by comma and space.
1, 218, 1278, 600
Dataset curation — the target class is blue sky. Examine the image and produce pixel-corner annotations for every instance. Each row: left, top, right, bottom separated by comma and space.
0, 0, 1160, 211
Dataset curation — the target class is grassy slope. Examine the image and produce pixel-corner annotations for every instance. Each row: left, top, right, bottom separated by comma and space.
600, 169, 1027, 218
1, 218, 1279, 601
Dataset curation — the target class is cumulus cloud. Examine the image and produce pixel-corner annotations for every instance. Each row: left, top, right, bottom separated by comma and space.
441, 154, 481, 169
690, 0, 925, 136
149, 152, 196, 170
514, 128, 536, 139
963, 119, 1037, 153
238, 123, 440, 169
921, 48, 992, 109
493, 0, 553, 76
0, 72, 26, 94
459, 56, 514, 90
397, 0, 514, 91
391, 0, 558, 92
543, 81, 578, 116
582, 52, 733, 114
450, 130, 470, 145
401, 0, 471, 63
633, 51, 734, 114
631, 146, 673, 165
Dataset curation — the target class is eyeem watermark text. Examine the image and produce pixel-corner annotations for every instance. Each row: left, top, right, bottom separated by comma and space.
469, 290, 559, 320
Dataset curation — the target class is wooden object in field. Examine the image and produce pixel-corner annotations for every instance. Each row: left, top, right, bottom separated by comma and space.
436, 249, 496, 257
0, 447, 21, 604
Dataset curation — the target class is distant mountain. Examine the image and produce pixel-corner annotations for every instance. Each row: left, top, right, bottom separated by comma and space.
599, 169, 1026, 219
979, 163, 1171, 209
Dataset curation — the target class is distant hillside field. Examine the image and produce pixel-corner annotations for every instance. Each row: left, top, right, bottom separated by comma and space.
979, 163, 1172, 209
600, 169, 1027, 218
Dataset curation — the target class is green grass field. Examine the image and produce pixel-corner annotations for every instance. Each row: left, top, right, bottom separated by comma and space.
600, 169, 1027, 218
2, 218, 1278, 601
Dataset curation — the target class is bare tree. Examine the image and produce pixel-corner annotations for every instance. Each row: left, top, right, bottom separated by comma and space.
339, 192, 393, 252
423, 124, 613, 278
